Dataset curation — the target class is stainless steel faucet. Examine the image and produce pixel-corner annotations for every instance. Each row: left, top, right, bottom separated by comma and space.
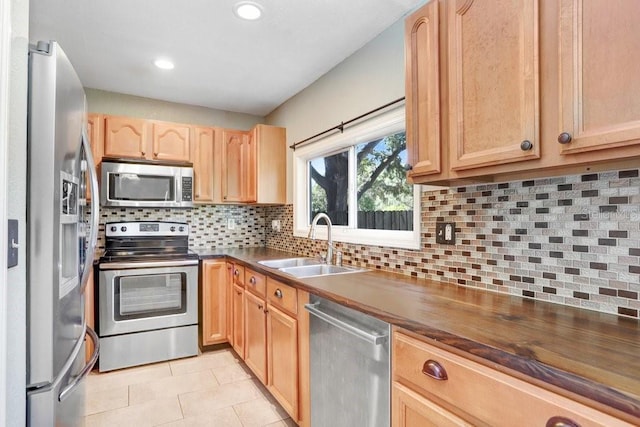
308, 213, 333, 265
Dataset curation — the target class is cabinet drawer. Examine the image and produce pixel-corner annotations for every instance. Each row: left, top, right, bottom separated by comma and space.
266, 278, 297, 315
393, 330, 631, 427
232, 265, 245, 287
245, 268, 266, 297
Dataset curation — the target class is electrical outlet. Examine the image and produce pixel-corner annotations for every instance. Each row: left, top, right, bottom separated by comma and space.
435, 221, 456, 245
271, 220, 281, 232
227, 218, 236, 230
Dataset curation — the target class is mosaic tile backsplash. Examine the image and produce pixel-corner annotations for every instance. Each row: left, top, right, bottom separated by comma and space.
266, 169, 640, 319
97, 204, 267, 250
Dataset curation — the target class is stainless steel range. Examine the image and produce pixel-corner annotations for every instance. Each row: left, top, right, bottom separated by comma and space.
97, 221, 199, 371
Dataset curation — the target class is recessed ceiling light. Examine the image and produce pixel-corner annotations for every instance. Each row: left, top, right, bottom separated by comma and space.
233, 1, 263, 20
154, 58, 175, 70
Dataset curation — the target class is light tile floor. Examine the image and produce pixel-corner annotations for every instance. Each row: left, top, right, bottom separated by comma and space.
84, 348, 297, 427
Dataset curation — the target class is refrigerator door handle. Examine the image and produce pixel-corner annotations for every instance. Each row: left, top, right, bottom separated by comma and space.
80, 127, 99, 294
58, 326, 99, 402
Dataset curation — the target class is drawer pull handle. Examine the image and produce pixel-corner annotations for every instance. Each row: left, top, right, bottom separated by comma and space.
422, 360, 448, 381
274, 289, 283, 299
249, 277, 256, 285
546, 417, 580, 427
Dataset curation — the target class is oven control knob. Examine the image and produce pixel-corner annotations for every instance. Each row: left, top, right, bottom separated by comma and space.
170, 226, 176, 232
179, 226, 185, 232
110, 226, 117, 232
120, 226, 127, 232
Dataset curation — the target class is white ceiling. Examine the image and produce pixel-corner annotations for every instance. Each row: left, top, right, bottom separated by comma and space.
29, 0, 424, 116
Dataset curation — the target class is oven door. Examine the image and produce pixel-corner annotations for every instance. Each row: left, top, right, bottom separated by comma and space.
98, 261, 198, 336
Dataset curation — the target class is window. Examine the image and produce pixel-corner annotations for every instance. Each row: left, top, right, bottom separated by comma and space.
293, 107, 420, 249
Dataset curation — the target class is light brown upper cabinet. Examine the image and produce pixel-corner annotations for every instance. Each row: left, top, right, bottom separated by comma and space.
405, 0, 441, 179
104, 116, 148, 159
447, 0, 540, 171
192, 127, 217, 203
406, 0, 640, 185
103, 115, 190, 162
221, 124, 285, 204
221, 129, 253, 203
151, 121, 191, 162
557, 0, 640, 155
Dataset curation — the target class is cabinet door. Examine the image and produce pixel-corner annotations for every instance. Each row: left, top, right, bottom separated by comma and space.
267, 305, 299, 420
222, 130, 255, 202
225, 263, 234, 343
192, 127, 215, 202
392, 382, 471, 427
201, 261, 227, 346
558, 0, 640, 154
246, 128, 257, 203
405, 0, 441, 179
232, 284, 245, 358
244, 291, 267, 384
86, 114, 103, 201
447, 0, 540, 170
104, 116, 147, 159
151, 122, 191, 162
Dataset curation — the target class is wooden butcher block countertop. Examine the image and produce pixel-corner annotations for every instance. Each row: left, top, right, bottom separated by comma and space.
193, 247, 640, 422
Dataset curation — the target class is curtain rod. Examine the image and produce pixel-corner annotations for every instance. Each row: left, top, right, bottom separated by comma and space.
289, 96, 405, 151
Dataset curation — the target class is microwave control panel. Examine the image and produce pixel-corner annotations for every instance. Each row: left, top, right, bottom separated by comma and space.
182, 177, 193, 201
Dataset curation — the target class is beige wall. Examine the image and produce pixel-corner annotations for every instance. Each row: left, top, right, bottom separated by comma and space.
265, 19, 406, 202
86, 88, 264, 130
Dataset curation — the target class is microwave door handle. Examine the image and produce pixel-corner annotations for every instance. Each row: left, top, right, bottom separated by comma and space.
80, 127, 100, 294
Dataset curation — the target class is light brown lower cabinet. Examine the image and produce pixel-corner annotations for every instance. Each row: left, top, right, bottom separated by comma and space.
225, 262, 234, 343
267, 304, 298, 420
393, 382, 471, 427
392, 328, 634, 427
244, 289, 267, 384
231, 283, 245, 358
200, 260, 227, 347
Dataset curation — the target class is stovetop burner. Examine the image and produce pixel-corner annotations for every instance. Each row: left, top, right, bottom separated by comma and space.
99, 221, 197, 264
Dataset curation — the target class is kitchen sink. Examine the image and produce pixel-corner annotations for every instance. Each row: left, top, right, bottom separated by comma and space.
257, 257, 322, 269
278, 264, 367, 278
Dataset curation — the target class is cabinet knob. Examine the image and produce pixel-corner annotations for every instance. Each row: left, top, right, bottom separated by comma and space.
258, 304, 263, 310
249, 277, 256, 285
558, 132, 572, 144
153, 152, 159, 157
422, 360, 448, 381
234, 269, 239, 276
141, 151, 146, 156
274, 289, 283, 299
520, 140, 533, 151
404, 164, 413, 171
546, 416, 581, 427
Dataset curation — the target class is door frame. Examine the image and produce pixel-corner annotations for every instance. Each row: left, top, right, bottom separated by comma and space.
0, 0, 11, 419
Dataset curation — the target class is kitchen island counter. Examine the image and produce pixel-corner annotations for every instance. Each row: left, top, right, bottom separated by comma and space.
193, 247, 640, 423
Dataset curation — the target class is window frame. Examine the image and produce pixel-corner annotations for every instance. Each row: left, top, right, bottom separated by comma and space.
293, 106, 421, 249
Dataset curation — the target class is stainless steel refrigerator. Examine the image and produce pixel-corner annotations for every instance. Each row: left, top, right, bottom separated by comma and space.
26, 40, 100, 426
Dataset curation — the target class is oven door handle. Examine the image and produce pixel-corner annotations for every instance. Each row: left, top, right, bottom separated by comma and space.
99, 259, 199, 270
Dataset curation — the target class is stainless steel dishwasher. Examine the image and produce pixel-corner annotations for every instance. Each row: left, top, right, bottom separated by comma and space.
305, 295, 390, 427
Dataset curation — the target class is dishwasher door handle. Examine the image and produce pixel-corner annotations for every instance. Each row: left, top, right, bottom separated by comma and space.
304, 303, 388, 345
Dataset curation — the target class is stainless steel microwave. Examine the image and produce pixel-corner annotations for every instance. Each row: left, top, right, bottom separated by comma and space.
100, 159, 194, 208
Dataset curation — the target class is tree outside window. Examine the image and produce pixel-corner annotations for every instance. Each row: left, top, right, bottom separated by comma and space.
309, 131, 413, 231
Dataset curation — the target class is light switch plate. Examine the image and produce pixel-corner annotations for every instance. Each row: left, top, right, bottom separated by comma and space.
435, 221, 456, 245
227, 218, 236, 230
8, 219, 18, 268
